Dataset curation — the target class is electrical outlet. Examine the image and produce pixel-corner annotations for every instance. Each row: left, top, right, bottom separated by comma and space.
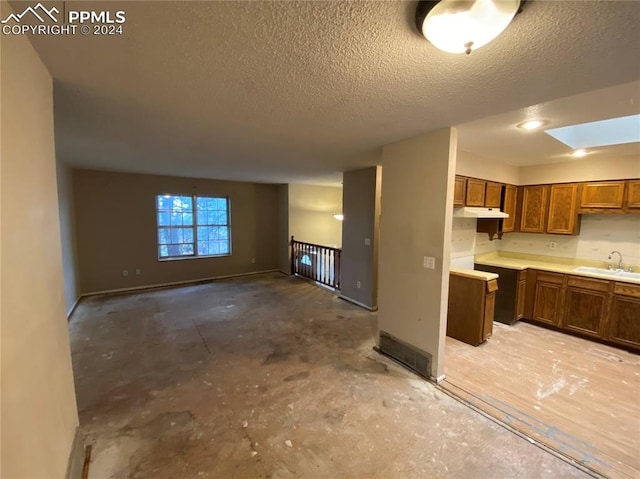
549, 242, 557, 249
251, 257, 256, 263
423, 256, 436, 270
135, 269, 141, 275
364, 238, 371, 246
356, 281, 361, 289
123, 269, 129, 277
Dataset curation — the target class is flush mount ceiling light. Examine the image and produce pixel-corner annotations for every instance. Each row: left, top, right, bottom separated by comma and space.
572, 149, 588, 158
416, 0, 524, 55
517, 119, 548, 130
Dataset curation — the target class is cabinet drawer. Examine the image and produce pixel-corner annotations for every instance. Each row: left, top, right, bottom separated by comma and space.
536, 271, 563, 284
567, 275, 611, 293
614, 282, 640, 298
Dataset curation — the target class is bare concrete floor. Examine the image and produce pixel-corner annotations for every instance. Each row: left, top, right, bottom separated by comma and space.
70, 273, 591, 478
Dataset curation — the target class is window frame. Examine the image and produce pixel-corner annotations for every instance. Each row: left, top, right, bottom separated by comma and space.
156, 193, 232, 261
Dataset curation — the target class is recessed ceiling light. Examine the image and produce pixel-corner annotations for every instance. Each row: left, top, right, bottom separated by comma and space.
572, 149, 588, 158
517, 120, 548, 130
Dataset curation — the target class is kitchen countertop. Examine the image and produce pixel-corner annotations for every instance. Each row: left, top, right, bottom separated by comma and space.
450, 267, 498, 281
475, 252, 640, 285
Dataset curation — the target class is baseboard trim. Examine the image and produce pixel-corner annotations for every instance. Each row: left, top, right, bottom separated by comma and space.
338, 295, 378, 311
67, 297, 81, 321
65, 427, 85, 479
79, 270, 280, 298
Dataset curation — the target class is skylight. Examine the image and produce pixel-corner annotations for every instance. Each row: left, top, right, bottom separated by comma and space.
544, 114, 640, 149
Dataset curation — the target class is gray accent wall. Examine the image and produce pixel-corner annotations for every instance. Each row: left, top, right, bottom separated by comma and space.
340, 166, 382, 309
56, 159, 80, 315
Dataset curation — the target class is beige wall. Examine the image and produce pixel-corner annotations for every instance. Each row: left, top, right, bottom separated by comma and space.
456, 149, 519, 185
288, 183, 342, 247
378, 128, 456, 380
340, 166, 382, 309
56, 159, 80, 315
1, 17, 79, 478
73, 169, 281, 294
519, 156, 640, 185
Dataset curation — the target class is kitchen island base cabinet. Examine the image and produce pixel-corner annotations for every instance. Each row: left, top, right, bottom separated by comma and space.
447, 273, 497, 346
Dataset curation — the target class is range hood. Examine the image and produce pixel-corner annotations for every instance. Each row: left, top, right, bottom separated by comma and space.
453, 207, 509, 219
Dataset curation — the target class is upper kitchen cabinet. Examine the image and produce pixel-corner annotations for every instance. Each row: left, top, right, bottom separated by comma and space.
547, 183, 580, 235
520, 185, 548, 233
453, 176, 466, 207
579, 181, 625, 210
626, 180, 640, 209
501, 184, 517, 233
485, 182, 502, 208
465, 178, 486, 207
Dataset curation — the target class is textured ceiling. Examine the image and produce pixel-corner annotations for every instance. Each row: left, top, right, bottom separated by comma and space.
26, 1, 640, 184
457, 81, 640, 166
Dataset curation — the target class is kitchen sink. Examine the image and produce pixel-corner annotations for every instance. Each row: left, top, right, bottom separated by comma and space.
573, 266, 640, 280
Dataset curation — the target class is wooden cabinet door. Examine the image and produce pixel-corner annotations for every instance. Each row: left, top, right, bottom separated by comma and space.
609, 294, 640, 349
465, 179, 486, 207
580, 181, 625, 208
501, 185, 517, 233
609, 283, 640, 349
485, 182, 502, 208
625, 180, 640, 208
533, 281, 562, 325
453, 176, 466, 207
547, 183, 579, 235
520, 185, 548, 233
561, 277, 610, 338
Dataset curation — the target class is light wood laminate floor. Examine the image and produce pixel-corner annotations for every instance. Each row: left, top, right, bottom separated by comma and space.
443, 321, 640, 479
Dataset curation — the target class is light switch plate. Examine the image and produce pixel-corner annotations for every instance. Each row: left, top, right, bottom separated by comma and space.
423, 256, 435, 270
364, 238, 371, 246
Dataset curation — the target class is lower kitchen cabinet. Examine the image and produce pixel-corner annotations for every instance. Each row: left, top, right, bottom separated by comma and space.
531, 272, 563, 326
608, 283, 640, 349
561, 276, 610, 338
523, 270, 640, 352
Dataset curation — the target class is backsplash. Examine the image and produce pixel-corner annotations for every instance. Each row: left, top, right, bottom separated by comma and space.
451, 215, 640, 268
500, 215, 640, 268
451, 218, 498, 258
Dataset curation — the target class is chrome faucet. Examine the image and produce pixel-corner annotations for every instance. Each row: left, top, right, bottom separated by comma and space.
607, 251, 623, 270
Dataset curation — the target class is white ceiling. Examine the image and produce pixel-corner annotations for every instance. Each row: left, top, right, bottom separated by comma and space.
26, 1, 640, 185
456, 81, 640, 167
